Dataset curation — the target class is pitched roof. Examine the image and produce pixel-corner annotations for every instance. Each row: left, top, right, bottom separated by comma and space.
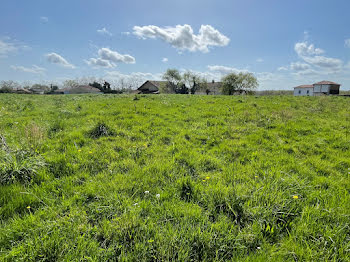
149, 81, 167, 87
138, 80, 167, 91
313, 81, 341, 86
294, 85, 313, 89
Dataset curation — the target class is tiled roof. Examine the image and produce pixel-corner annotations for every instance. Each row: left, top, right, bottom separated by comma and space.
313, 81, 340, 85
294, 85, 313, 89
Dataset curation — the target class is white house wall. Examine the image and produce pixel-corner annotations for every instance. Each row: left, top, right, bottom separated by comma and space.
294, 88, 313, 96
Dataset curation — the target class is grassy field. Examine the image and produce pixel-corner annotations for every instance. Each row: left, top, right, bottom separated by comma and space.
0, 94, 349, 261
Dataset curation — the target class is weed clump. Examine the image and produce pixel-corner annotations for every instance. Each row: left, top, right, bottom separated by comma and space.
0, 149, 45, 184
89, 122, 115, 138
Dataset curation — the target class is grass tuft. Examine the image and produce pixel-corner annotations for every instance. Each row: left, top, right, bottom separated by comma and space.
0, 149, 45, 184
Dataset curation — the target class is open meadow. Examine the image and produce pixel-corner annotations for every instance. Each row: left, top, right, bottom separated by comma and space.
0, 94, 350, 261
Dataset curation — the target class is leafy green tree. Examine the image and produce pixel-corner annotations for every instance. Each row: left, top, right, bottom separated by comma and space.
162, 69, 181, 93
162, 69, 181, 85
221, 72, 258, 95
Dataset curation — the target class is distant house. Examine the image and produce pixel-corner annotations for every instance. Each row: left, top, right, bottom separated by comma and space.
60, 85, 102, 94
137, 81, 164, 94
294, 81, 341, 96
14, 88, 33, 94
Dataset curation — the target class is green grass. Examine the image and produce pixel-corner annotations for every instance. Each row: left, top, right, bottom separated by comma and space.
0, 94, 349, 261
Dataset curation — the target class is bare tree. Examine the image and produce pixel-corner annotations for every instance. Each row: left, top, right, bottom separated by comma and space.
63, 79, 80, 88
183, 71, 206, 94
0, 80, 20, 93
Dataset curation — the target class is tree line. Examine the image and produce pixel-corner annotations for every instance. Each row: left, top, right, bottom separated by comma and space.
160, 69, 258, 95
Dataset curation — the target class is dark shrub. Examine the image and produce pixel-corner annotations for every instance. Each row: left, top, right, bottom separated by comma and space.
89, 122, 115, 138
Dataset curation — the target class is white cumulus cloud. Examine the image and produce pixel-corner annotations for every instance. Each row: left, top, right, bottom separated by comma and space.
133, 24, 230, 53
45, 53, 75, 68
295, 42, 324, 56
11, 65, 46, 74
86, 48, 135, 68
85, 58, 115, 68
294, 41, 343, 72
162, 57, 168, 63
97, 27, 112, 36
98, 48, 135, 64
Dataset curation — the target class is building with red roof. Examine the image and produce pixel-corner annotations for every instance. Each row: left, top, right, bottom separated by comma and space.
294, 81, 341, 96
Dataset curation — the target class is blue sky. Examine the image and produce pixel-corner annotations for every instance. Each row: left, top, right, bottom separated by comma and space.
0, 0, 349, 90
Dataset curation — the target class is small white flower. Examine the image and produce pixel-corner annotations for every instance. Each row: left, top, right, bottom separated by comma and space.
156, 194, 160, 199
257, 247, 261, 250
144, 191, 150, 194
133, 203, 138, 206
